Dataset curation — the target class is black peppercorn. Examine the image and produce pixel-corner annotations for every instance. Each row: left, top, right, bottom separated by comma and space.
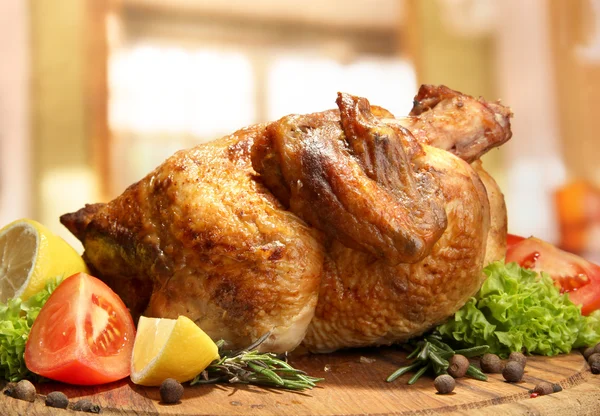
160, 378, 184, 404
552, 383, 563, 393
448, 354, 469, 378
508, 352, 527, 368
10, 380, 36, 402
480, 353, 504, 373
532, 381, 554, 396
45, 391, 69, 409
503, 361, 524, 382
583, 346, 596, 360
72, 398, 101, 413
434, 374, 455, 394
588, 353, 600, 374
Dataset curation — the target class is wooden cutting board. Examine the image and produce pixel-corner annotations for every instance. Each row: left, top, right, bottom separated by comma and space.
2, 347, 599, 416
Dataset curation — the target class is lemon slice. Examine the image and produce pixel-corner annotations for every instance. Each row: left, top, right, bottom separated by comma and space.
131, 315, 220, 386
0, 219, 89, 303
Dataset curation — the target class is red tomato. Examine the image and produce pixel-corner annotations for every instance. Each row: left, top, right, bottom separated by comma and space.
25, 272, 135, 385
506, 233, 526, 250
506, 236, 600, 315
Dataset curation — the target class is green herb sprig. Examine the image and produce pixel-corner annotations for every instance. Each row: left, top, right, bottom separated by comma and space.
387, 333, 488, 384
191, 332, 323, 391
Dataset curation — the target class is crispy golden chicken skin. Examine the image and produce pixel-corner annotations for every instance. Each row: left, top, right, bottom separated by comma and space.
303, 144, 490, 351
63, 126, 324, 353
61, 85, 511, 353
394, 84, 513, 163
252, 94, 447, 265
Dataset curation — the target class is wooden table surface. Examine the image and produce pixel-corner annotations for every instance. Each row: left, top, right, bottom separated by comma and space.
2, 347, 599, 415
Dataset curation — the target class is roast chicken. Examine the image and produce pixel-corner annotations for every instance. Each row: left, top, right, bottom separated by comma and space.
61, 85, 512, 353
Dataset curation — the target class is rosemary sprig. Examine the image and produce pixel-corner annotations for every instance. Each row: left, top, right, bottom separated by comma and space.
387, 333, 489, 384
190, 332, 323, 391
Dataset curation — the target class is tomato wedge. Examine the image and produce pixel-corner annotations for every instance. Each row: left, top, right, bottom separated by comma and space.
506, 233, 526, 250
506, 236, 600, 315
25, 272, 135, 385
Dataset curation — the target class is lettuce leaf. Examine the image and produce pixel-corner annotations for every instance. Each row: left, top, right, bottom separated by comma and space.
0, 276, 62, 381
437, 262, 600, 357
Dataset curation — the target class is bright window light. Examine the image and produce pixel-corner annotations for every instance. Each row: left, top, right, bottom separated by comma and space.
109, 44, 255, 139
267, 54, 416, 120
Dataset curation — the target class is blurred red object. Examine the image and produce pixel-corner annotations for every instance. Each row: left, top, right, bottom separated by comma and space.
555, 181, 600, 256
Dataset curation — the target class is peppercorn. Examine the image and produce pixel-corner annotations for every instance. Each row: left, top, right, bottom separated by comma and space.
160, 378, 184, 404
503, 361, 524, 382
552, 383, 563, 393
434, 374, 455, 394
45, 391, 69, 409
447, 354, 469, 378
8, 380, 36, 402
72, 399, 101, 413
593, 343, 600, 355
588, 353, 600, 374
583, 346, 595, 360
508, 352, 527, 368
3, 383, 15, 398
480, 353, 504, 373
533, 381, 554, 396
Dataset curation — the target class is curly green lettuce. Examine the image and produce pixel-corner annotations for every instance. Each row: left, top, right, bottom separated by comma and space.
0, 276, 62, 381
437, 261, 600, 357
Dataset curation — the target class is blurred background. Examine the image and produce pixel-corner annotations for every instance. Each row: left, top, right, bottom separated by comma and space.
0, 0, 599, 259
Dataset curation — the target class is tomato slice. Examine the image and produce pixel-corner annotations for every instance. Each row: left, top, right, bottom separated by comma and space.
506, 233, 526, 250
24, 272, 136, 385
506, 236, 600, 315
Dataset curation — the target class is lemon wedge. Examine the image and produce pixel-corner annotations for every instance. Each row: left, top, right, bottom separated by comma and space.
131, 315, 220, 386
0, 219, 89, 303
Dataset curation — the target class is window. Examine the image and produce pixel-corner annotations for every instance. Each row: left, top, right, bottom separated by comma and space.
107, 2, 414, 192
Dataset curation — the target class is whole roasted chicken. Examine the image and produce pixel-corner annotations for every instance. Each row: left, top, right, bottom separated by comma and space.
61, 85, 512, 353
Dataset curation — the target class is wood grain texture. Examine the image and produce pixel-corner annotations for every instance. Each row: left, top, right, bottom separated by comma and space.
1, 348, 599, 415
